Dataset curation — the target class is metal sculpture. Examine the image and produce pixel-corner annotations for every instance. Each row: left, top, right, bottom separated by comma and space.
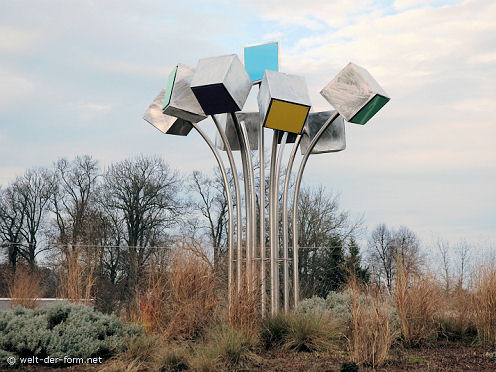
142, 43, 390, 316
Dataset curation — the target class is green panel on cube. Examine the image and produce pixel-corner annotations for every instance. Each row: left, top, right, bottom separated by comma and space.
350, 94, 390, 125
162, 66, 178, 110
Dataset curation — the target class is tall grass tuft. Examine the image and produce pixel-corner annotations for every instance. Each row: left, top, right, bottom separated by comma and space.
284, 312, 341, 352
394, 265, 442, 346
8, 266, 43, 309
58, 246, 96, 305
134, 249, 218, 340
190, 325, 258, 372
348, 276, 396, 367
471, 263, 496, 346
229, 278, 260, 333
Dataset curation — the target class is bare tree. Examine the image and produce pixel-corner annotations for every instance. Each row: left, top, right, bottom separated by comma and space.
17, 167, 54, 267
50, 155, 100, 245
189, 170, 229, 272
293, 186, 362, 297
367, 224, 422, 292
0, 184, 27, 272
101, 155, 183, 297
436, 238, 451, 293
391, 226, 422, 276
455, 240, 471, 289
367, 224, 394, 291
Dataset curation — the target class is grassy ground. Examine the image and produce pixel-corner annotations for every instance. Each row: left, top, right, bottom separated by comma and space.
3, 341, 494, 371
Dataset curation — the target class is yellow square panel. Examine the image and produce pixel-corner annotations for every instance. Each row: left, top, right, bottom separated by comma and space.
264, 99, 310, 133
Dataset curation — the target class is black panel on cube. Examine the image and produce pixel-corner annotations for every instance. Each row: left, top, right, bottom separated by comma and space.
191, 83, 240, 115
277, 131, 297, 144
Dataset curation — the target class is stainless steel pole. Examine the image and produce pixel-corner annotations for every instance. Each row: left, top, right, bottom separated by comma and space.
239, 118, 257, 292
269, 131, 278, 315
211, 115, 243, 294
292, 112, 340, 307
230, 113, 252, 292
274, 132, 287, 313
282, 134, 302, 312
192, 122, 234, 308
259, 120, 266, 316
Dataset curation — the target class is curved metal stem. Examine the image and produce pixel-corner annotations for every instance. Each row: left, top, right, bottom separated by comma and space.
230, 112, 252, 292
292, 112, 340, 307
239, 118, 257, 293
274, 132, 287, 313
269, 131, 278, 315
282, 134, 301, 312
192, 122, 234, 307
259, 122, 266, 316
211, 115, 243, 294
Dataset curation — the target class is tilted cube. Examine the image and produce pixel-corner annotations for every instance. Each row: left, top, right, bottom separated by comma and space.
300, 111, 346, 155
214, 112, 259, 151
143, 88, 193, 136
320, 62, 390, 125
162, 64, 207, 123
258, 70, 311, 134
243, 41, 279, 82
191, 54, 252, 115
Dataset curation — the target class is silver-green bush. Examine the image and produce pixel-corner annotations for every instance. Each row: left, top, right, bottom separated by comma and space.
0, 301, 142, 367
299, 290, 399, 332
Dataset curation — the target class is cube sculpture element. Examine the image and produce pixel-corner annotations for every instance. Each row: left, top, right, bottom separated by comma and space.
191, 54, 252, 115
320, 62, 390, 125
258, 70, 311, 134
162, 64, 207, 124
143, 88, 193, 136
214, 112, 259, 151
300, 111, 346, 155
243, 41, 279, 82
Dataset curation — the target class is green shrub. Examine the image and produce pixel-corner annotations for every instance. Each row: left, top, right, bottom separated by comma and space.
0, 301, 142, 367
299, 290, 399, 333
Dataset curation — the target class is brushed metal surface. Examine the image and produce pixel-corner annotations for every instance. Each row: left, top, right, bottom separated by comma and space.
258, 70, 311, 133
320, 62, 390, 123
214, 112, 259, 151
163, 64, 207, 123
143, 88, 193, 136
191, 54, 252, 114
300, 111, 346, 154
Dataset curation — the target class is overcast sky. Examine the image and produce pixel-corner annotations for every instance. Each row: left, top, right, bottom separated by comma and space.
1, 0, 495, 254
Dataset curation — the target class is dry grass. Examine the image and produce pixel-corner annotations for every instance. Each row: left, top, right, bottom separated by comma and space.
190, 324, 258, 372
438, 287, 475, 340
58, 246, 96, 305
8, 266, 44, 309
348, 276, 395, 368
471, 263, 496, 346
133, 249, 218, 340
229, 279, 260, 333
394, 265, 442, 347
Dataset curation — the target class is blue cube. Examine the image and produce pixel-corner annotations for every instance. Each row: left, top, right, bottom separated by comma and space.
243, 41, 279, 83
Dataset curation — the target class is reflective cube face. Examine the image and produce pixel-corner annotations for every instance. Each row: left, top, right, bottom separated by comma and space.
243, 41, 279, 82
320, 62, 390, 125
258, 70, 311, 134
214, 112, 259, 151
300, 111, 345, 155
143, 89, 193, 136
191, 54, 252, 115
162, 64, 207, 124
